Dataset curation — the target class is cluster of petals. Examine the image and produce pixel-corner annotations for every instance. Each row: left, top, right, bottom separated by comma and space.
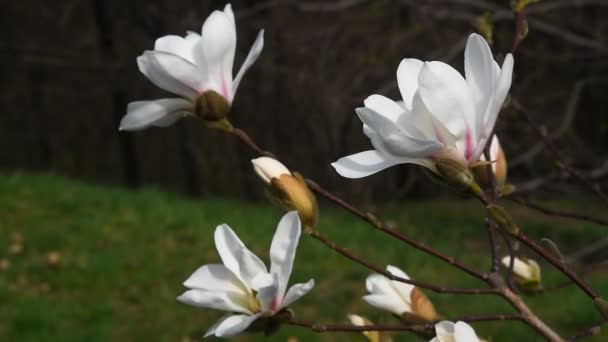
120, 4, 264, 131
177, 211, 314, 338
501, 256, 541, 284
333, 33, 513, 178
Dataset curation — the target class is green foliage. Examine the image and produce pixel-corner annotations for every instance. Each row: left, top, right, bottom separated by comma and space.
0, 173, 606, 341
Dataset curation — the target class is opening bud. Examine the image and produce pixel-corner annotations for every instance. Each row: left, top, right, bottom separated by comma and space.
194, 90, 233, 131
473, 137, 508, 187
252, 157, 318, 230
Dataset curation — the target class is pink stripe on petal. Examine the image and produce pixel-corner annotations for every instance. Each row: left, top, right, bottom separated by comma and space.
464, 127, 475, 161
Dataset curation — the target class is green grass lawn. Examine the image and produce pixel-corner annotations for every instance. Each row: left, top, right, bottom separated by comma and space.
0, 172, 607, 341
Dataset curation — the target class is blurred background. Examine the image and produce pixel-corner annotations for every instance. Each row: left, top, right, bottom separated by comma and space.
1, 0, 608, 341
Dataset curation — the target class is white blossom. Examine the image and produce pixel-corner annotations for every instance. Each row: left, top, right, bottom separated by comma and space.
120, 4, 264, 131
332, 33, 513, 178
177, 211, 314, 338
430, 321, 481, 342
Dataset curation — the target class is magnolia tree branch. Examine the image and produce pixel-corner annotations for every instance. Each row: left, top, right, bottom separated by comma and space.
287, 313, 525, 333
511, 100, 608, 205
508, 197, 608, 227
229, 125, 570, 340
307, 229, 498, 295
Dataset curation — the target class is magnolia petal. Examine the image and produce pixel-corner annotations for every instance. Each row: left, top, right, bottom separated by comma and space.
176, 289, 253, 315
256, 274, 279, 313
364, 94, 404, 123
464, 33, 496, 128
214, 224, 247, 279
470, 54, 514, 162
435, 320, 456, 336
454, 321, 480, 341
418, 61, 476, 141
363, 294, 408, 315
120, 98, 192, 131
154, 34, 200, 64
213, 313, 263, 338
356, 107, 443, 158
269, 211, 301, 300
386, 265, 415, 303
278, 279, 315, 311
195, 8, 237, 99
331, 150, 401, 179
366, 273, 397, 296
234, 246, 272, 291
183, 264, 247, 294
397, 58, 424, 109
232, 30, 265, 101
138, 51, 203, 100
204, 314, 231, 338
502, 256, 533, 280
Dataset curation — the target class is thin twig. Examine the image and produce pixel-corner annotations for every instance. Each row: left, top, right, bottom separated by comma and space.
567, 319, 606, 341
307, 229, 497, 295
511, 100, 608, 205
509, 197, 608, 226
288, 313, 525, 332
305, 179, 488, 281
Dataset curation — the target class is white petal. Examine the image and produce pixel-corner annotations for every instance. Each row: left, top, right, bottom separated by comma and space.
386, 265, 415, 302
366, 273, 397, 296
364, 94, 404, 123
177, 289, 252, 315
251, 156, 290, 184
137, 51, 203, 100
203, 314, 231, 338
183, 264, 247, 294
214, 224, 247, 279
269, 211, 301, 300
232, 30, 265, 101
501, 256, 532, 280
195, 8, 237, 99
278, 279, 315, 311
465, 33, 496, 129
154, 34, 200, 63
331, 150, 401, 179
418, 61, 476, 143
435, 320, 456, 336
397, 58, 424, 109
234, 246, 271, 290
256, 274, 279, 313
120, 98, 192, 131
362, 294, 408, 315
454, 321, 480, 341
357, 107, 444, 158
213, 313, 263, 338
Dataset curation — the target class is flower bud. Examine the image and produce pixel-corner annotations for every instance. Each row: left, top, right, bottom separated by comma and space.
252, 157, 318, 230
473, 136, 508, 187
409, 287, 438, 322
501, 256, 541, 288
347, 314, 385, 342
194, 90, 233, 131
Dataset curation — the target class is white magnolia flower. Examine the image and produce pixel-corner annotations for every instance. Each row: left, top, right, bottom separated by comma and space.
363, 265, 436, 321
177, 211, 314, 338
332, 33, 513, 178
120, 4, 264, 131
430, 321, 481, 342
501, 256, 541, 284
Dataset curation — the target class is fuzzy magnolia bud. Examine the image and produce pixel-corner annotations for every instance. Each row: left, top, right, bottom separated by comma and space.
252, 157, 318, 230
194, 90, 233, 131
